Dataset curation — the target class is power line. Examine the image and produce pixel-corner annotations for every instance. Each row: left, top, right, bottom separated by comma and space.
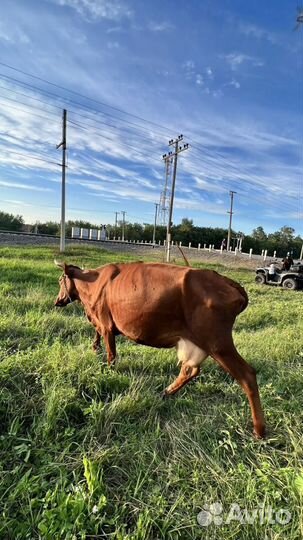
0, 64, 300, 223
0, 81, 62, 112
0, 73, 167, 148
0, 145, 60, 166
0, 71, 171, 139
0, 97, 60, 123
1, 68, 299, 209
188, 145, 300, 211
0, 61, 173, 135
0, 132, 58, 158
67, 119, 162, 164
0, 89, 61, 119
68, 110, 162, 146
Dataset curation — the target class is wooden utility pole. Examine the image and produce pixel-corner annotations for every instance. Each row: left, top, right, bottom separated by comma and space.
56, 109, 67, 253
114, 211, 120, 238
163, 135, 189, 262
227, 190, 236, 252
152, 203, 159, 244
121, 211, 126, 241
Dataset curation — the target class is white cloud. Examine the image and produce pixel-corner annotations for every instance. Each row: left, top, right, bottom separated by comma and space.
0, 180, 53, 192
3, 199, 33, 207
0, 70, 300, 233
225, 78, 240, 89
51, 0, 132, 20
183, 60, 195, 70
196, 74, 204, 86
107, 41, 119, 49
0, 24, 30, 45
148, 21, 174, 32
239, 23, 277, 45
222, 53, 264, 71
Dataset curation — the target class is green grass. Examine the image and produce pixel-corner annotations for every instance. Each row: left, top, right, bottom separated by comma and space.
0, 245, 302, 540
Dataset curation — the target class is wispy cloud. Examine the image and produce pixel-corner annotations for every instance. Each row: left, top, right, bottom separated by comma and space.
224, 78, 240, 89
148, 21, 174, 32
182, 60, 196, 80
0, 0, 301, 234
238, 22, 277, 45
222, 53, 264, 70
0, 23, 30, 44
51, 0, 132, 21
0, 180, 53, 192
195, 74, 204, 86
107, 40, 119, 49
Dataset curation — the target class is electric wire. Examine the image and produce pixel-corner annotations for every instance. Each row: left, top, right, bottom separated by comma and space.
0, 146, 60, 166
0, 61, 173, 135
0, 63, 300, 226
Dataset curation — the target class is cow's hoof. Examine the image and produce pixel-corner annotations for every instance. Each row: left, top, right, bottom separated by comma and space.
253, 426, 266, 439
107, 361, 116, 369
161, 390, 170, 400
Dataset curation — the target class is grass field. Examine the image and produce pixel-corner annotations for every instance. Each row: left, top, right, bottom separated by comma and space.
0, 245, 302, 540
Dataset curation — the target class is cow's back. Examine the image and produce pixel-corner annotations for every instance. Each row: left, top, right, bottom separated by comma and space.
102, 263, 247, 349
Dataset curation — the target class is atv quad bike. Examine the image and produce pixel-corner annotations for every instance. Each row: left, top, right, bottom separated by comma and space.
255, 263, 303, 290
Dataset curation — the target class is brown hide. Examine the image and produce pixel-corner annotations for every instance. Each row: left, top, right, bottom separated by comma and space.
54, 262, 265, 438
96, 264, 247, 350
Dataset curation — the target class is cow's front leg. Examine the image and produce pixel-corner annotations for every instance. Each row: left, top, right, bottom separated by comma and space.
163, 362, 200, 397
163, 340, 207, 397
103, 329, 116, 367
92, 331, 101, 352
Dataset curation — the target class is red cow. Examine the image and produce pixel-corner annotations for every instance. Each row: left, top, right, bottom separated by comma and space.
54, 261, 265, 438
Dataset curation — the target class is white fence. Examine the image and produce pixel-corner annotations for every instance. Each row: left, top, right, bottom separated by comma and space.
71, 227, 283, 261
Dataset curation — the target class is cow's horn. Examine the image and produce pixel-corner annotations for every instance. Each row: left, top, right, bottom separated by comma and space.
54, 259, 65, 269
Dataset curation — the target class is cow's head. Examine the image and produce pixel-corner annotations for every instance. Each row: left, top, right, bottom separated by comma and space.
54, 260, 81, 307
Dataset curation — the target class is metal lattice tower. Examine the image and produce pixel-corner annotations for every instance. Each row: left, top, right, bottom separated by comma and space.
158, 155, 173, 226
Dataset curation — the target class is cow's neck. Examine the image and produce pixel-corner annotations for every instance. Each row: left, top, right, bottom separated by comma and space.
74, 278, 94, 308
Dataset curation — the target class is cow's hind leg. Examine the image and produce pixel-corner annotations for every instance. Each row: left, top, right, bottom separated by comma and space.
93, 331, 101, 352
163, 339, 208, 396
103, 329, 116, 367
211, 343, 265, 438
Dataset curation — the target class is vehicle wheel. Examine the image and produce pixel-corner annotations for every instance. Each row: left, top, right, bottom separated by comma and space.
255, 273, 266, 285
282, 278, 298, 290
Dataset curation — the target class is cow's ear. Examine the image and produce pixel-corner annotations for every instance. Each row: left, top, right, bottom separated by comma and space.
65, 265, 83, 279
63, 263, 72, 276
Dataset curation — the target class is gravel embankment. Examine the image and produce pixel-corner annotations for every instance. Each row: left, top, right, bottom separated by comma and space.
0, 232, 273, 269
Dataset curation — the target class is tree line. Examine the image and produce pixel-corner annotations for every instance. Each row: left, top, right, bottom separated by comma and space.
0, 211, 302, 258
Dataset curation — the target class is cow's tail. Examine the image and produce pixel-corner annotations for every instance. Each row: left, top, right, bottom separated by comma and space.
177, 244, 190, 267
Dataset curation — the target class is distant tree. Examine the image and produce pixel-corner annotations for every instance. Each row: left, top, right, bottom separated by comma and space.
0, 211, 24, 231
278, 225, 295, 244
37, 221, 60, 235
252, 226, 267, 242
268, 226, 296, 257
125, 222, 144, 241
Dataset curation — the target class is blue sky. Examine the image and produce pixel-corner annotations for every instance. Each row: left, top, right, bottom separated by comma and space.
0, 0, 302, 235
